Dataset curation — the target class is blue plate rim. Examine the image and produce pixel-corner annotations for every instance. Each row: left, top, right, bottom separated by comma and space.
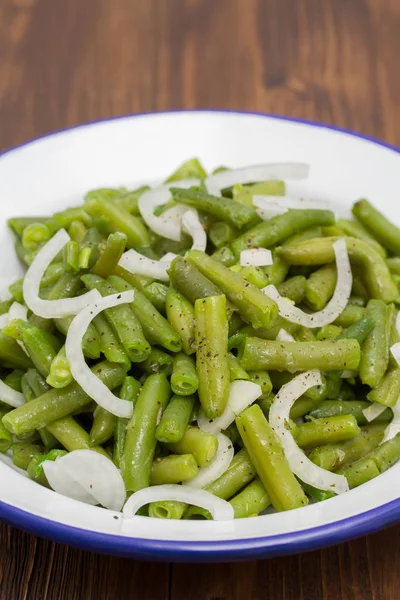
1, 109, 399, 560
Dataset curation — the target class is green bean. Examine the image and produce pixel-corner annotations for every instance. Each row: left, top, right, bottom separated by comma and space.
247, 371, 272, 395
68, 220, 87, 243
367, 368, 400, 407
155, 395, 196, 444
229, 478, 270, 518
22, 369, 60, 450
142, 348, 173, 375
231, 266, 269, 289
92, 314, 130, 368
108, 275, 182, 353
231, 209, 335, 256
89, 406, 116, 446
151, 454, 198, 485
236, 404, 308, 511
2, 320, 57, 378
337, 315, 375, 345
277, 237, 398, 303
239, 338, 360, 372
284, 226, 323, 246
46, 346, 73, 389
204, 448, 256, 500
165, 157, 207, 181
308, 424, 386, 471
85, 197, 150, 248
165, 287, 196, 355
168, 256, 224, 303
166, 426, 218, 467
113, 264, 153, 291
333, 304, 365, 327
335, 457, 380, 489
12, 442, 44, 469
121, 373, 171, 492
316, 325, 343, 341
171, 187, 257, 229
305, 263, 337, 311
171, 353, 199, 395
2, 361, 126, 435
143, 282, 168, 315
81, 274, 151, 362
352, 273, 369, 300
22, 222, 51, 251
209, 221, 239, 248
188, 251, 278, 329
8, 279, 24, 303
359, 300, 389, 387
91, 232, 127, 277
113, 376, 142, 468
195, 295, 230, 418
308, 400, 392, 425
387, 257, 400, 276
352, 199, 400, 255
53, 206, 92, 229
62, 240, 80, 272
232, 180, 285, 205
226, 353, 249, 382
277, 275, 306, 304
8, 216, 50, 238
27, 449, 68, 487
3, 369, 23, 392
336, 218, 387, 258
46, 416, 108, 456
148, 501, 187, 520
295, 415, 360, 450
209, 246, 235, 266
367, 433, 400, 472
262, 254, 289, 286
0, 407, 12, 452
290, 396, 322, 420
269, 371, 328, 403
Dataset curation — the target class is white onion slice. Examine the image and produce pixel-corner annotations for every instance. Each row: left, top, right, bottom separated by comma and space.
198, 380, 262, 434
205, 163, 310, 196
161, 252, 178, 263
182, 209, 207, 252
262, 239, 352, 328
253, 195, 331, 216
8, 302, 28, 322
57, 450, 126, 511
186, 433, 234, 489
382, 396, 400, 442
390, 343, 400, 366
240, 248, 273, 267
396, 311, 400, 335
341, 370, 357, 379
43, 460, 97, 505
362, 402, 388, 423
276, 328, 295, 342
65, 291, 135, 418
122, 484, 234, 521
269, 370, 349, 494
0, 379, 25, 408
0, 314, 9, 329
256, 205, 288, 220
138, 180, 200, 241
118, 250, 171, 282
23, 229, 101, 318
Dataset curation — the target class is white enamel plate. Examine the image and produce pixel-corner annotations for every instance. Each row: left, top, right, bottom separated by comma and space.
0, 111, 399, 560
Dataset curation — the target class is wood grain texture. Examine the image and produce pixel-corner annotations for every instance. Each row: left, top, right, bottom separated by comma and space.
1, 0, 400, 598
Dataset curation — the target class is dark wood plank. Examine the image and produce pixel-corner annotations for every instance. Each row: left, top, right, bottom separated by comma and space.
1, 0, 400, 599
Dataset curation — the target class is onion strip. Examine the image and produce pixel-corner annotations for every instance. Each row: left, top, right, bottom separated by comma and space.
23, 229, 101, 318
240, 248, 273, 267
362, 402, 388, 423
0, 379, 25, 408
122, 484, 234, 521
118, 250, 173, 282
182, 209, 207, 252
65, 291, 135, 418
253, 195, 331, 218
382, 396, 400, 442
262, 239, 352, 328
186, 433, 234, 489
205, 163, 310, 196
269, 370, 349, 494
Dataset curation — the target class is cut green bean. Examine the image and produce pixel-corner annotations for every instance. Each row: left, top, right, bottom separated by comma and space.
143, 282, 168, 315
295, 415, 360, 450
171, 353, 199, 395
239, 338, 360, 372
89, 406, 116, 446
91, 232, 127, 278
12, 442, 44, 469
195, 295, 230, 419
209, 221, 239, 248
227, 353, 249, 382
155, 395, 196, 444
113, 376, 142, 468
308, 400, 392, 425
142, 348, 173, 375
121, 373, 171, 492
236, 404, 308, 511
352, 199, 400, 256
367, 368, 400, 407
93, 313, 130, 368
305, 263, 337, 311
165, 287, 196, 355
46, 416, 108, 455
336, 217, 387, 258
85, 197, 150, 247
151, 453, 198, 485
229, 478, 270, 518
166, 426, 218, 467
359, 300, 389, 388
247, 371, 272, 395
46, 346, 73, 388
277, 275, 306, 304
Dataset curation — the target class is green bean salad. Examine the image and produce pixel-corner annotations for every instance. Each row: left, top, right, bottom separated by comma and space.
1, 157, 400, 521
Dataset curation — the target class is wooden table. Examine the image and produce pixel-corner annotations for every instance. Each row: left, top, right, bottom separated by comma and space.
1, 1, 400, 598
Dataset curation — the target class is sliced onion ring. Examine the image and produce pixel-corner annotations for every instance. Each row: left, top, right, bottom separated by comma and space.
205, 163, 310, 196
240, 248, 273, 267
118, 249, 172, 282
65, 291, 135, 418
182, 209, 207, 252
198, 380, 262, 434
122, 484, 234, 521
186, 433, 234, 489
262, 239, 352, 328
9, 302, 28, 322
253, 195, 331, 216
390, 343, 400, 366
276, 328, 295, 342
42, 460, 97, 505
0, 314, 9, 329
0, 379, 25, 408
23, 229, 101, 318
269, 370, 349, 494
382, 396, 400, 442
362, 402, 388, 423
138, 180, 200, 241
57, 449, 126, 511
